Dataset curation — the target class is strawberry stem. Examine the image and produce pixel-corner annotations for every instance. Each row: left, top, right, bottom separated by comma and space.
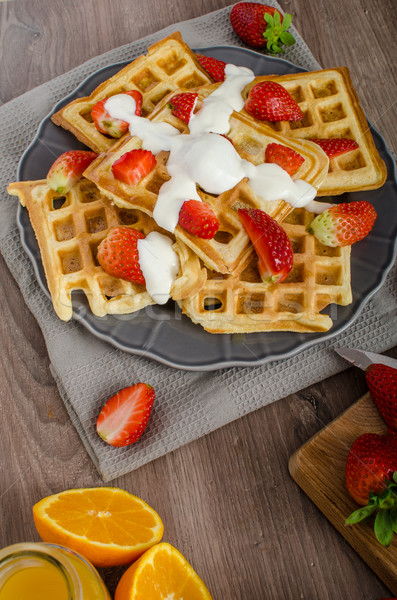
263, 12, 296, 55
345, 472, 397, 546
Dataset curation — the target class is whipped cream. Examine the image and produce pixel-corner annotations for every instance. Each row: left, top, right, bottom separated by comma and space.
137, 232, 179, 305
105, 66, 328, 302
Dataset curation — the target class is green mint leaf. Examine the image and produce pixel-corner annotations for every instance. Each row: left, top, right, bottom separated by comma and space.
391, 506, 397, 534
374, 510, 394, 546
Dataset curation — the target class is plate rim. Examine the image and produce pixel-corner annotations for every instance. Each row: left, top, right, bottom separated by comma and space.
15, 45, 397, 371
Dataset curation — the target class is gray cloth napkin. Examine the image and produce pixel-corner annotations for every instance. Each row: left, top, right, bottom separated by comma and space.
0, 1, 396, 481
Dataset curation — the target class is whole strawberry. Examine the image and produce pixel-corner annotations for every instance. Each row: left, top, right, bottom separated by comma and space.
230, 2, 295, 54
345, 433, 397, 546
366, 364, 397, 433
238, 208, 293, 283
97, 226, 145, 285
245, 81, 303, 122
308, 201, 377, 247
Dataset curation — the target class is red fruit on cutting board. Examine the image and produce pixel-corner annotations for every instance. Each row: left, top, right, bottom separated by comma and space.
365, 363, 397, 433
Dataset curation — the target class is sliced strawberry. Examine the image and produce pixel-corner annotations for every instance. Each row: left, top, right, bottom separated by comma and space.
97, 226, 146, 285
91, 90, 143, 138
310, 138, 359, 158
96, 383, 155, 447
265, 142, 304, 176
111, 149, 156, 186
178, 199, 219, 239
238, 208, 293, 283
196, 54, 226, 82
245, 81, 303, 121
168, 92, 198, 124
308, 200, 377, 247
46, 150, 98, 194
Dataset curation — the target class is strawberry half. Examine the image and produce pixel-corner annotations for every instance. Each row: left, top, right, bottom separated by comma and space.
97, 226, 146, 285
230, 2, 295, 54
265, 142, 304, 176
168, 92, 198, 124
245, 81, 303, 122
310, 138, 359, 158
238, 208, 293, 283
91, 90, 142, 138
365, 364, 397, 433
178, 199, 219, 239
46, 150, 98, 194
345, 433, 397, 547
111, 149, 156, 186
196, 54, 226, 82
308, 200, 377, 247
96, 383, 155, 447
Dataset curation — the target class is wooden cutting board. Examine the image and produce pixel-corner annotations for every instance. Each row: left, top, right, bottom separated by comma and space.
289, 392, 397, 595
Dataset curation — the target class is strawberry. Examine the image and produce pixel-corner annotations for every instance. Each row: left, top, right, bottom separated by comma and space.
91, 90, 142, 138
245, 81, 303, 122
230, 2, 295, 54
97, 226, 145, 285
265, 142, 304, 176
365, 364, 397, 433
238, 208, 293, 283
308, 201, 377, 247
196, 54, 226, 82
310, 137, 359, 158
178, 199, 219, 239
96, 383, 155, 447
111, 149, 156, 186
168, 92, 198, 124
345, 433, 397, 546
46, 150, 97, 194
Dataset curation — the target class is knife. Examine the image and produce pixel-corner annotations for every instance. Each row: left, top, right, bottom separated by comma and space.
334, 347, 397, 370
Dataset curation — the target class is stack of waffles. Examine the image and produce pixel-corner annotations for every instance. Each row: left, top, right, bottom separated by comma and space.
8, 32, 387, 334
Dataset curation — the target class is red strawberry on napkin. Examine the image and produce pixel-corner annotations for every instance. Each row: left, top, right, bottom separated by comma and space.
96, 383, 155, 447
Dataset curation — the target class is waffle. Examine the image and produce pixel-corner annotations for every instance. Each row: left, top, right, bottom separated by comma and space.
179, 208, 352, 333
51, 32, 213, 154
240, 67, 387, 195
84, 89, 329, 275
8, 179, 206, 321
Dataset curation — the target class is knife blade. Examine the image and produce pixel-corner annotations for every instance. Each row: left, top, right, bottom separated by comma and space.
334, 347, 397, 370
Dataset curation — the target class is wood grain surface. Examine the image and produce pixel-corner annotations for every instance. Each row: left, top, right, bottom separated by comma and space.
289, 392, 397, 595
0, 1, 396, 599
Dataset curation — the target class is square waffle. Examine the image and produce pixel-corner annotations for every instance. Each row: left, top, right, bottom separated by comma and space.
83, 90, 329, 275
51, 32, 213, 154
8, 179, 206, 321
241, 67, 387, 195
179, 208, 352, 333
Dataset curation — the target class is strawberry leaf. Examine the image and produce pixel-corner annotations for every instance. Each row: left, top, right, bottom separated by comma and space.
374, 510, 394, 546
280, 31, 296, 46
263, 12, 273, 24
282, 13, 292, 30
274, 10, 281, 26
345, 504, 377, 525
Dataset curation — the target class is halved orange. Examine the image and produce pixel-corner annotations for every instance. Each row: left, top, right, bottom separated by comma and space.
114, 542, 213, 600
32, 487, 164, 567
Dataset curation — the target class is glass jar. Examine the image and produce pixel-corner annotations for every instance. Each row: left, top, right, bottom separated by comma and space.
0, 542, 111, 600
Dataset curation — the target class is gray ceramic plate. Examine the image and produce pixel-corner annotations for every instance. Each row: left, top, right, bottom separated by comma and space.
16, 46, 397, 370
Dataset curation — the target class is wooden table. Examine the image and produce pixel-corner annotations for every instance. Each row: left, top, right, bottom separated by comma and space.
1, 0, 396, 597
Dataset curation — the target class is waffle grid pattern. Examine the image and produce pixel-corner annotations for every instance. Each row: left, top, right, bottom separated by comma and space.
242, 69, 387, 195
51, 33, 213, 154
180, 209, 352, 333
